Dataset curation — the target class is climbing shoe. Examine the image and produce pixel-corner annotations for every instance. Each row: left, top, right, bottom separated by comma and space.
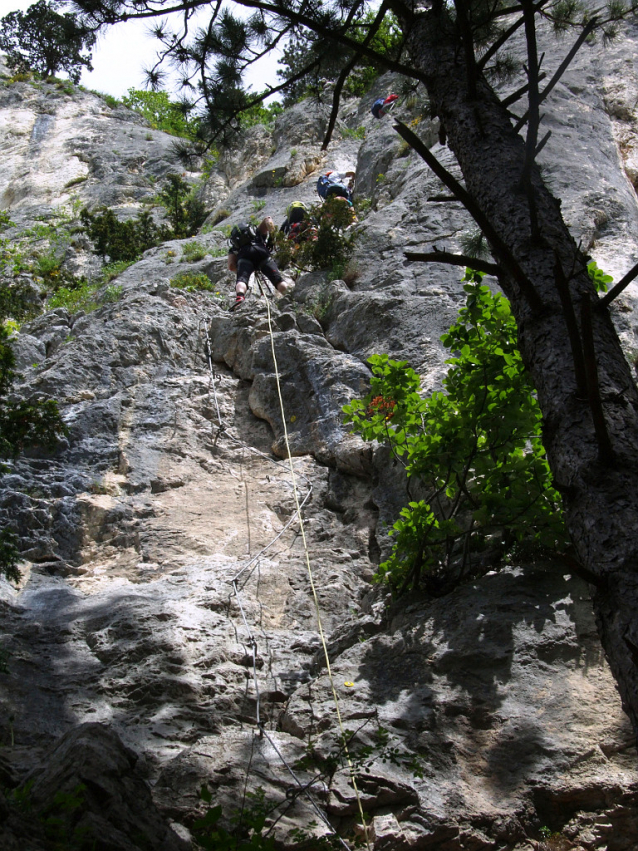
230, 294, 246, 311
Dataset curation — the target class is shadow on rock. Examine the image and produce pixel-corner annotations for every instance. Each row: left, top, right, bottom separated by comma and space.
0, 723, 188, 851
278, 562, 635, 837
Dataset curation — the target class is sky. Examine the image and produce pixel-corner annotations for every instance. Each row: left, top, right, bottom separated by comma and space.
0, 0, 282, 98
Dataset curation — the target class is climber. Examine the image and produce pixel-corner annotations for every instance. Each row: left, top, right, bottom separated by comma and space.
227, 216, 287, 310
316, 170, 355, 203
280, 201, 318, 243
371, 93, 398, 119
280, 201, 309, 235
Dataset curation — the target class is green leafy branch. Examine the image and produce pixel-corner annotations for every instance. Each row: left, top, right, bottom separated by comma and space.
294, 721, 425, 789
193, 786, 277, 851
80, 173, 208, 264
587, 259, 612, 293
273, 196, 359, 279
344, 271, 569, 596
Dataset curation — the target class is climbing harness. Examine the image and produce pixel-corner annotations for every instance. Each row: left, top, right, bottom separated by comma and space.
200, 279, 372, 850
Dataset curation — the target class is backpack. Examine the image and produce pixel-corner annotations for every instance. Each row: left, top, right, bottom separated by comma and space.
286, 201, 308, 225
316, 173, 353, 203
371, 98, 385, 119
371, 93, 399, 119
229, 223, 256, 251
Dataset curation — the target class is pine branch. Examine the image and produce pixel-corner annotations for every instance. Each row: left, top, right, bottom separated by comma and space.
491, 0, 550, 18
87, 0, 429, 83
147, 0, 254, 91
405, 250, 500, 276
321, 63, 356, 151
322, 0, 390, 150
596, 260, 638, 310
477, 0, 549, 72
241, 0, 427, 80
80, 0, 212, 24
580, 294, 615, 462
521, 0, 541, 241
454, 0, 478, 98
539, 18, 597, 104
535, 128, 551, 156
392, 118, 543, 311
553, 252, 588, 398
514, 18, 597, 133
501, 72, 546, 108
202, 54, 322, 144
477, 13, 526, 71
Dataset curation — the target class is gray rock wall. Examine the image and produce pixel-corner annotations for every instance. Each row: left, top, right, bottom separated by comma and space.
1, 25, 638, 850
0, 60, 181, 216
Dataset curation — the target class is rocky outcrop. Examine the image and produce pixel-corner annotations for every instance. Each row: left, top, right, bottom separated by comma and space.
2, 21, 638, 851
0, 723, 187, 850
0, 58, 181, 217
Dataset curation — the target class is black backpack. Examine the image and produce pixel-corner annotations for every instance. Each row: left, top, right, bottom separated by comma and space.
229, 223, 256, 251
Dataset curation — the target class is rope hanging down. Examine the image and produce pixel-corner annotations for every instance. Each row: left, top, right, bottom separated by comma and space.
200, 296, 371, 850
259, 275, 371, 851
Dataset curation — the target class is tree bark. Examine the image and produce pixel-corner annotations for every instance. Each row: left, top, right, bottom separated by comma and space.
404, 9, 638, 735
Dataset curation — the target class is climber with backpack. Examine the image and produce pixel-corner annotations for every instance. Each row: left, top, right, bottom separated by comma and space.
280, 201, 309, 235
280, 201, 318, 243
227, 216, 287, 310
371, 93, 399, 119
316, 170, 355, 204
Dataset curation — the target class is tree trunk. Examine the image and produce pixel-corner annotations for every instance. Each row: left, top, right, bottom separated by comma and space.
405, 10, 638, 736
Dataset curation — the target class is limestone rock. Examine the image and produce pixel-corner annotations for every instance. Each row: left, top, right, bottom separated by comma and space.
2, 22, 638, 851
0, 77, 182, 215
24, 724, 187, 851
281, 565, 638, 848
272, 99, 332, 149
218, 124, 274, 188
155, 729, 334, 842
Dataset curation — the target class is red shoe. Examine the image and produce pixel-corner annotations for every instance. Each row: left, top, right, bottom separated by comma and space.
229, 294, 246, 311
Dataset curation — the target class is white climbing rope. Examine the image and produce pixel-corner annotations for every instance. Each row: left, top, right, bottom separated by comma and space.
199, 304, 355, 848
258, 276, 372, 851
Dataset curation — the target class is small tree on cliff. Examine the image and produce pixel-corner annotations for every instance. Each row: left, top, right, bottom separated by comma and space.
0, 0, 95, 83
69, 0, 638, 738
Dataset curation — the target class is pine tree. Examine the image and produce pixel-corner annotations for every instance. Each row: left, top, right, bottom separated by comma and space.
69, 0, 638, 737
0, 0, 95, 83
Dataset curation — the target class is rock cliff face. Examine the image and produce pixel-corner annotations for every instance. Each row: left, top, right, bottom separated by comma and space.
1, 25, 638, 850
